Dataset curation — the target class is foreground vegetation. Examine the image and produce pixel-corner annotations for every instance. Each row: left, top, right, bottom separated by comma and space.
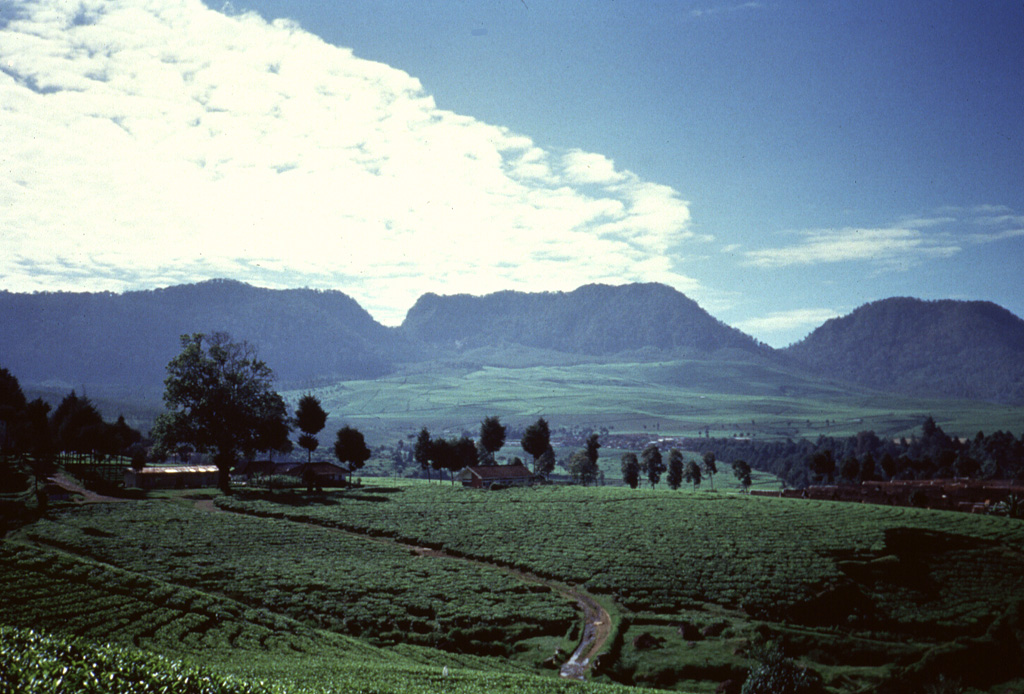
4, 483, 1024, 693
0, 535, 645, 694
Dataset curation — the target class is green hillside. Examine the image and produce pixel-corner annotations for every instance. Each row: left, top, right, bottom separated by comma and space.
291, 357, 1024, 448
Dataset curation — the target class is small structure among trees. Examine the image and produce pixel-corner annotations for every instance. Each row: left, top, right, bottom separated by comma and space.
151, 333, 292, 493
457, 462, 537, 489
124, 465, 219, 490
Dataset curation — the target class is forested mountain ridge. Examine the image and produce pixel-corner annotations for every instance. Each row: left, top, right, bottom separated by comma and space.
0, 279, 398, 391
2, 281, 1023, 405
401, 282, 770, 357
784, 297, 1024, 404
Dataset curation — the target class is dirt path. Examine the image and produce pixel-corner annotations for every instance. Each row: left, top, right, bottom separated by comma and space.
204, 500, 612, 679
48, 473, 128, 503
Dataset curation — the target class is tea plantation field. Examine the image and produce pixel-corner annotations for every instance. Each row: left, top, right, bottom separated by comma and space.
0, 524, 648, 694
4, 484, 1024, 693
217, 484, 1024, 693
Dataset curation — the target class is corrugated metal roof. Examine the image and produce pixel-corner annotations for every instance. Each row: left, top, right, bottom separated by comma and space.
133, 466, 219, 474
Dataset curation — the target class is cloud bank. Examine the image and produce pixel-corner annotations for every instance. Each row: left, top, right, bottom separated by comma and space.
0, 0, 699, 324
733, 308, 841, 345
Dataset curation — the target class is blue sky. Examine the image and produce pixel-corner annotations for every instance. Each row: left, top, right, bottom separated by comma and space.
1, 0, 1022, 346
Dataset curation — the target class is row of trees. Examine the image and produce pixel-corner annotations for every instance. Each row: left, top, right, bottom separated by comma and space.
617, 447, 750, 491
1, 367, 144, 494
411, 415, 557, 483
683, 416, 1024, 489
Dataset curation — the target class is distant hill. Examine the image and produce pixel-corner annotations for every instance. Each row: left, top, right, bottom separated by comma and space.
400, 283, 769, 358
784, 297, 1024, 404
0, 280, 398, 392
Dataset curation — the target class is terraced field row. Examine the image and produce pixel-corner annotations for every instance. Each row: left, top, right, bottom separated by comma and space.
0, 538, 650, 694
20, 501, 577, 658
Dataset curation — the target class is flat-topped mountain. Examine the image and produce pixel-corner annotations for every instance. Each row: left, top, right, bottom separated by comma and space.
784, 297, 1024, 403
0, 279, 396, 391
401, 283, 768, 357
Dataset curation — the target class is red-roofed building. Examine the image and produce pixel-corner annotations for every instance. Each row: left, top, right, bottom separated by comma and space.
457, 464, 538, 489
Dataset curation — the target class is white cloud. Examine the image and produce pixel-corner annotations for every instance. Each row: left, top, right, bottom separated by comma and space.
734, 308, 840, 338
969, 228, 1024, 243
743, 226, 961, 269
0, 0, 703, 324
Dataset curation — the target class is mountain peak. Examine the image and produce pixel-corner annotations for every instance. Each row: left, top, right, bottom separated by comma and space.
785, 297, 1024, 403
401, 283, 763, 356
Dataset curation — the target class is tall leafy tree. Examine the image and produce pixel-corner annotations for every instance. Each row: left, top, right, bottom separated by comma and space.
621, 453, 641, 489
334, 425, 371, 483
429, 438, 454, 483
521, 417, 552, 467
684, 459, 702, 491
453, 436, 478, 483
732, 460, 752, 493
478, 416, 506, 463
667, 449, 684, 490
534, 448, 556, 477
152, 332, 291, 492
859, 453, 877, 482
414, 427, 433, 482
641, 444, 665, 488
879, 452, 897, 480
585, 432, 601, 470
840, 456, 860, 484
809, 450, 836, 484
702, 451, 717, 490
51, 391, 104, 463
0, 368, 27, 459
295, 394, 329, 463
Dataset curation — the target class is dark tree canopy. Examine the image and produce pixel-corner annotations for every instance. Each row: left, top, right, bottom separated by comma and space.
702, 451, 717, 489
684, 459, 702, 491
732, 459, 752, 492
641, 444, 665, 488
569, 450, 599, 486
585, 433, 601, 465
534, 448, 556, 477
621, 453, 641, 489
521, 417, 551, 462
0, 368, 27, 455
334, 425, 371, 482
295, 394, 329, 463
809, 450, 836, 484
479, 416, 506, 462
414, 427, 433, 481
667, 449, 684, 490
152, 332, 291, 492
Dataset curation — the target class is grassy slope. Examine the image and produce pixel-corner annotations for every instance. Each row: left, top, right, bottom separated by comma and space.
291, 358, 1024, 447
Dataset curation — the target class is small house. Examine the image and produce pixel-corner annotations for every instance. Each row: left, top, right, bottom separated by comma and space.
457, 464, 538, 489
124, 465, 220, 490
298, 462, 350, 486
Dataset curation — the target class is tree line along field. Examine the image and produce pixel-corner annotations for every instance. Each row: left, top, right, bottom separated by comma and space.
6, 484, 1024, 694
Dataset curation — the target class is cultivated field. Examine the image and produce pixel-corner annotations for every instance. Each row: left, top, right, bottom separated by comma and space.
4, 483, 1024, 693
